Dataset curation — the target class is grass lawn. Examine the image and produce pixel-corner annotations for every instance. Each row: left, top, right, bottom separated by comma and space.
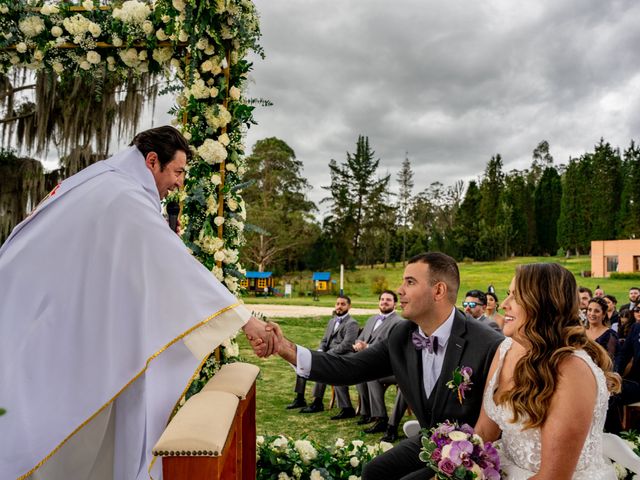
241, 256, 639, 448
242, 256, 637, 309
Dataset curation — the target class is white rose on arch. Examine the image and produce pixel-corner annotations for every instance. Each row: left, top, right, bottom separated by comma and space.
213, 216, 225, 226
229, 86, 241, 101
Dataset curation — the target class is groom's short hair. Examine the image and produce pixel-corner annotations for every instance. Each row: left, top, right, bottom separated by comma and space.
408, 252, 459, 304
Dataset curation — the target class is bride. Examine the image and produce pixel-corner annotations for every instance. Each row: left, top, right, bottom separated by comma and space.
474, 263, 620, 479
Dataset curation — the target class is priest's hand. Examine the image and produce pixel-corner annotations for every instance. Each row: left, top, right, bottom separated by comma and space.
243, 316, 278, 357
353, 340, 368, 352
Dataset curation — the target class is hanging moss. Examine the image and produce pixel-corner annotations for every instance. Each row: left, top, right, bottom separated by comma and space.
0, 150, 46, 244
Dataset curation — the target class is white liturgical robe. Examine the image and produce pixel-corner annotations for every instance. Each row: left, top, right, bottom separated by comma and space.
0, 146, 250, 479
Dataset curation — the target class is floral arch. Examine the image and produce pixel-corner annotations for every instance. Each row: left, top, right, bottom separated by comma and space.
0, 0, 262, 296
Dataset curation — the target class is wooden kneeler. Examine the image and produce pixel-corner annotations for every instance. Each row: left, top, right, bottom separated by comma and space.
153, 390, 240, 480
202, 362, 260, 480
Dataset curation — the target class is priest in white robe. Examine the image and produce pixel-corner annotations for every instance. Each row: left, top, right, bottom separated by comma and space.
0, 126, 273, 480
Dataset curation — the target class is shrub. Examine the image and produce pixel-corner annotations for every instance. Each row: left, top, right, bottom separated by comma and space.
610, 272, 640, 280
371, 275, 388, 295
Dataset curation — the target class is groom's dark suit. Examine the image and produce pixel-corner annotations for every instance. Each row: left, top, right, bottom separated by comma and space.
308, 309, 503, 479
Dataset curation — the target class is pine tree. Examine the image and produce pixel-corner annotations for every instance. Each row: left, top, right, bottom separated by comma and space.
534, 166, 562, 255
397, 153, 414, 265
322, 135, 390, 266
618, 141, 640, 238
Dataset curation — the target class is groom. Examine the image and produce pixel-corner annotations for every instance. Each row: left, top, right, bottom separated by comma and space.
267, 252, 503, 479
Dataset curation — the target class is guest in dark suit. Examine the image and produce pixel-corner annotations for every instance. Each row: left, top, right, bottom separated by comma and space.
287, 295, 359, 419
607, 317, 640, 432
354, 290, 406, 434
268, 252, 503, 480
619, 287, 640, 313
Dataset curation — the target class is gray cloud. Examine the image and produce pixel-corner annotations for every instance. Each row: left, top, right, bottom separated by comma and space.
145, 1, 640, 216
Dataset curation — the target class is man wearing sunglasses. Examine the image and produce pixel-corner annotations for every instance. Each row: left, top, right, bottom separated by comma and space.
463, 290, 502, 333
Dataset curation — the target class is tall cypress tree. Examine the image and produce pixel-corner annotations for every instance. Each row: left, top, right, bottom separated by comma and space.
322, 135, 390, 266
618, 141, 640, 238
534, 166, 562, 255
589, 139, 622, 240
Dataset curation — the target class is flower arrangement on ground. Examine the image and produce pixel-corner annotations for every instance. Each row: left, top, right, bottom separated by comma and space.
419, 421, 500, 480
257, 434, 393, 480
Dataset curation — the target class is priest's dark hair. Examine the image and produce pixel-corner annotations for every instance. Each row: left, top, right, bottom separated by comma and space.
130, 126, 192, 168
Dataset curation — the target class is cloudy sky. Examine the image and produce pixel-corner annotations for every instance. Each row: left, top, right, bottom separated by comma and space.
150, 0, 640, 214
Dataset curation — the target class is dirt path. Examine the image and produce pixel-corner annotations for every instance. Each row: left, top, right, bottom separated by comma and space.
248, 304, 379, 318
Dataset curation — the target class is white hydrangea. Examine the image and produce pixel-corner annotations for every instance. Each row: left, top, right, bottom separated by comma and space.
204, 105, 232, 130
63, 15, 101, 39
40, 3, 60, 15
185, 78, 210, 99
152, 47, 173, 64
112, 0, 152, 25
86, 50, 101, 64
19, 16, 46, 38
197, 139, 227, 164
119, 48, 141, 68
294, 439, 318, 464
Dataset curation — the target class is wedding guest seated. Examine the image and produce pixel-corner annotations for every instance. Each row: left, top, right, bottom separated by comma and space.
611, 312, 640, 432
463, 289, 502, 333
485, 289, 505, 330
604, 294, 620, 332
294, 295, 359, 419
618, 309, 635, 346
585, 297, 618, 360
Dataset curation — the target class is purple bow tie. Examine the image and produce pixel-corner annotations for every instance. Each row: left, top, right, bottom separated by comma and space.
412, 331, 438, 354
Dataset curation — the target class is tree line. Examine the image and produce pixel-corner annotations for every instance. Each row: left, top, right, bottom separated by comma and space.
242, 136, 640, 273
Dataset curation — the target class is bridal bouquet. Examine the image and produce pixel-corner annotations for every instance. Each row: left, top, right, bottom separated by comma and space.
419, 421, 500, 480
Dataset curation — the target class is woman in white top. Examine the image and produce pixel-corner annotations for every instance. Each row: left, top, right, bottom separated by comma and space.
474, 263, 620, 479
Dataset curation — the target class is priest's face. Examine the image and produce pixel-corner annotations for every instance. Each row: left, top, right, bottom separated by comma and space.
147, 150, 187, 199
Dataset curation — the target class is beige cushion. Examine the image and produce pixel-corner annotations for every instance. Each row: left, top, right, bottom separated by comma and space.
152, 391, 238, 457
201, 362, 260, 399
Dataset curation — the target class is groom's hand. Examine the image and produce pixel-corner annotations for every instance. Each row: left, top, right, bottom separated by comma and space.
243, 316, 278, 357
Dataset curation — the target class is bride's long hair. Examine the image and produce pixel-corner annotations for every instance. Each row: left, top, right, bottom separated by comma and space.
496, 263, 620, 429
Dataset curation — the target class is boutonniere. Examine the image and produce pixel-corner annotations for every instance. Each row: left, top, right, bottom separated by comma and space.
446, 366, 473, 404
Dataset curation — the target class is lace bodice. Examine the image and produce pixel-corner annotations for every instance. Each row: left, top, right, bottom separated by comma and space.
483, 338, 615, 479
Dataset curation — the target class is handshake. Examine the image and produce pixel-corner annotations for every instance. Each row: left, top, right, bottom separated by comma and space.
242, 316, 297, 364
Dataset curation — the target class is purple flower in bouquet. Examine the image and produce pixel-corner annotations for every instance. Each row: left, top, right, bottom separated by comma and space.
438, 458, 457, 476
419, 421, 500, 479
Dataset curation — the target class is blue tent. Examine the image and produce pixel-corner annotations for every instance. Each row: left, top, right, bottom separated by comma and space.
245, 271, 272, 279
312, 272, 331, 281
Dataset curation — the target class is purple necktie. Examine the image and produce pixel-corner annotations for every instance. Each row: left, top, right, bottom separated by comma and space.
412, 331, 438, 354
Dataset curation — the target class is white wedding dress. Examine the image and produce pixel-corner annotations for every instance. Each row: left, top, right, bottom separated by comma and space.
483, 338, 616, 479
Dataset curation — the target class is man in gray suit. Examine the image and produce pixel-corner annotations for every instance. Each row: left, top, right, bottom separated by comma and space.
354, 290, 405, 434
267, 252, 503, 479
293, 295, 359, 419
